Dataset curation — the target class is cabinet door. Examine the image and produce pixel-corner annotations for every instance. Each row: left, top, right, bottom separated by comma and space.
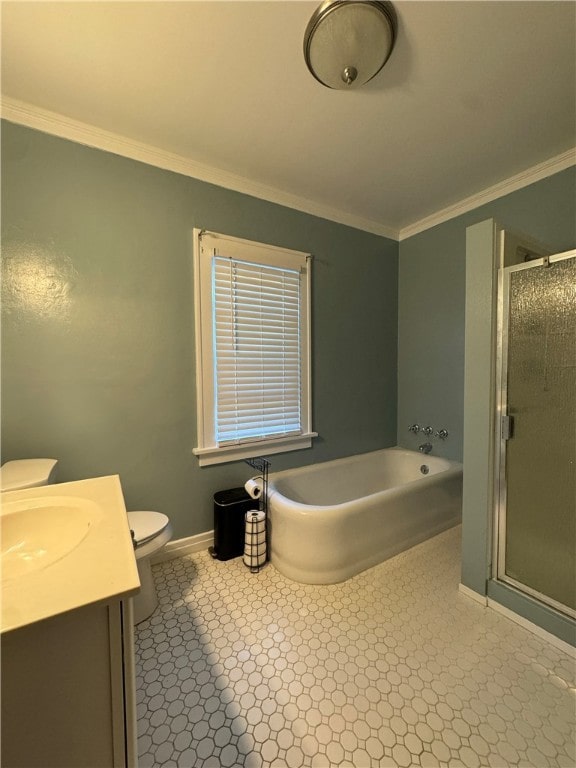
1, 602, 128, 768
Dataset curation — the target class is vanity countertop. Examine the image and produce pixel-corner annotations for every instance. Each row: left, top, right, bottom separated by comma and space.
1, 475, 140, 634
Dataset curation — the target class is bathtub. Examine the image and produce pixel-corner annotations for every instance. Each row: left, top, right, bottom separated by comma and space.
268, 447, 462, 584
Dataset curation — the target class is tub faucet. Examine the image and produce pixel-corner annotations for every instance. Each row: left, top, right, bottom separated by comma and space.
418, 442, 433, 454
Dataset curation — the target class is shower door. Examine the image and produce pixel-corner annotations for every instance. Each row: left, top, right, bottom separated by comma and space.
496, 250, 576, 617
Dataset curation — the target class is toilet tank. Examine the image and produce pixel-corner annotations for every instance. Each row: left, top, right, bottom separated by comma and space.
0, 459, 58, 492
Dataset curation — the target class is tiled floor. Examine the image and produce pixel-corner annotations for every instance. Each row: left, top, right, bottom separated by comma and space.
134, 527, 576, 767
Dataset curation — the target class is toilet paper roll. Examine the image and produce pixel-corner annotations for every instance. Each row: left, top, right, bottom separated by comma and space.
245, 531, 266, 546
245, 524, 265, 539
244, 509, 267, 568
244, 477, 263, 500
244, 539, 266, 552
245, 509, 265, 526
243, 549, 266, 568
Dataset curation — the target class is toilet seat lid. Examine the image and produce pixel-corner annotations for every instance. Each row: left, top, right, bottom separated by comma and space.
127, 511, 170, 545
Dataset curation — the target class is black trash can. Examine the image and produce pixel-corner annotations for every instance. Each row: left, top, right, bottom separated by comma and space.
211, 487, 255, 561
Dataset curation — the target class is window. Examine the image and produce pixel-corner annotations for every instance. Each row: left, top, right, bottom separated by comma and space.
193, 229, 315, 466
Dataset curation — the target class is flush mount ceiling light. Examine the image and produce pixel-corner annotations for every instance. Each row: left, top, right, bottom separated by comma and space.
304, 0, 397, 90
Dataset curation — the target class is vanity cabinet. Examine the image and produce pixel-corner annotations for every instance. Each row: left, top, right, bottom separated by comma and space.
1, 598, 137, 768
1, 475, 140, 768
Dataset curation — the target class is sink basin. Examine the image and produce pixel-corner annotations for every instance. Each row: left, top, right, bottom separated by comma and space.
1, 496, 102, 582
1, 476, 139, 635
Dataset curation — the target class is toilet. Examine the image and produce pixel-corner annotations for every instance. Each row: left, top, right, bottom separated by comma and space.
127, 510, 172, 624
0, 459, 172, 625
0, 458, 59, 491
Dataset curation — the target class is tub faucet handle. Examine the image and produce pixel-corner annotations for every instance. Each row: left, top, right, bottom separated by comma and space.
408, 424, 420, 434
423, 426, 433, 436
435, 429, 449, 440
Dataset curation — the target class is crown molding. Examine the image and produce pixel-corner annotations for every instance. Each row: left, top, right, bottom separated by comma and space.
399, 148, 576, 241
0, 96, 399, 241
2, 97, 574, 244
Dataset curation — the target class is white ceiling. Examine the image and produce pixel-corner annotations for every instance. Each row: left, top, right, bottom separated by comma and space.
2, 1, 575, 239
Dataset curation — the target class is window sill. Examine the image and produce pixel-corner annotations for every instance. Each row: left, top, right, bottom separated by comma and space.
193, 433, 318, 467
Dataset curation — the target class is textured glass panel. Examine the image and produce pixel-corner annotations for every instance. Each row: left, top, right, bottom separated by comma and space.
505, 257, 576, 611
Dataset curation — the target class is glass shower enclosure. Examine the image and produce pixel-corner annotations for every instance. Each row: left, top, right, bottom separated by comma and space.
495, 249, 575, 617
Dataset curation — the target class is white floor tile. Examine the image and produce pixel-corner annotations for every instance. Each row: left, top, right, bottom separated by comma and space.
135, 526, 575, 767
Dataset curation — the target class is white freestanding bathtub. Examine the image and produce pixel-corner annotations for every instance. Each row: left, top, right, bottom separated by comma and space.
268, 447, 462, 584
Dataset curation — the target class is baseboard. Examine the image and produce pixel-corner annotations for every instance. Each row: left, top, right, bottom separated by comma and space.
152, 530, 214, 564
458, 583, 488, 606
487, 598, 576, 658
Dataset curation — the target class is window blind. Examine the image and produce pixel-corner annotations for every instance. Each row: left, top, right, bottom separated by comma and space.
213, 256, 302, 445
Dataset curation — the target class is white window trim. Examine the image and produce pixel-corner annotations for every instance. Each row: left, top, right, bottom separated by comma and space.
193, 228, 316, 466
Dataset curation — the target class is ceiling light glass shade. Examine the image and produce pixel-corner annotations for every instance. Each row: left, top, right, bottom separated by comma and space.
304, 1, 397, 90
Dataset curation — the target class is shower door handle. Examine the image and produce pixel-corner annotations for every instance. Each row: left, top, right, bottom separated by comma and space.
501, 414, 515, 440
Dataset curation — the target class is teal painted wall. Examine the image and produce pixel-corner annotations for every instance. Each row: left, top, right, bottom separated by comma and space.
397, 167, 576, 461
461, 219, 499, 597
1, 122, 399, 539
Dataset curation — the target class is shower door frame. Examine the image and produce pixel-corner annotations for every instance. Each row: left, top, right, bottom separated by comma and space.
493, 248, 576, 619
